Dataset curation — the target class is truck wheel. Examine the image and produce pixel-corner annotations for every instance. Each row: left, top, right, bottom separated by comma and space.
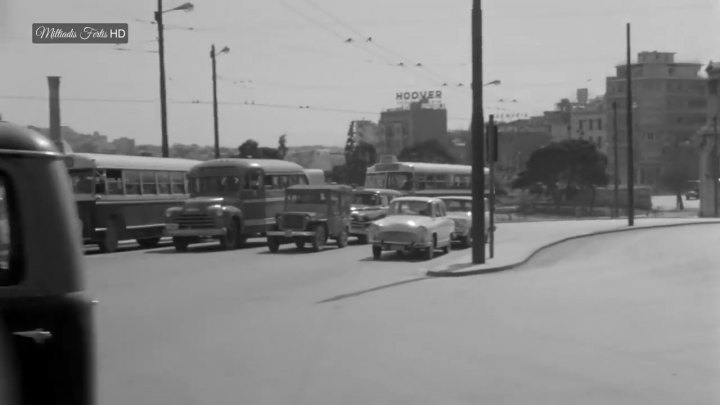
295, 240, 305, 249
311, 225, 326, 252
219, 220, 240, 250
137, 237, 161, 249
99, 220, 120, 253
173, 237, 190, 252
372, 245, 382, 260
267, 237, 280, 252
336, 228, 348, 248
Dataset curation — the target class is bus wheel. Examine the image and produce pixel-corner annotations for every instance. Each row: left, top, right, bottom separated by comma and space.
173, 237, 190, 252
311, 225, 326, 252
99, 220, 120, 253
220, 220, 239, 250
137, 237, 160, 249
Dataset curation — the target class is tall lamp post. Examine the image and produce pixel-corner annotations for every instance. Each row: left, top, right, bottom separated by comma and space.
714, 114, 719, 217
471, 0, 485, 265
211, 45, 230, 159
155, 1, 194, 157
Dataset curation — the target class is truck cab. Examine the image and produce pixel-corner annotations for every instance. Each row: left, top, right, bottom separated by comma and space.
0, 121, 95, 405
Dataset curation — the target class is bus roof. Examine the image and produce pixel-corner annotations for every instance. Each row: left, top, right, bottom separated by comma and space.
287, 184, 353, 193
369, 161, 489, 174
67, 153, 200, 171
190, 158, 304, 174
0, 122, 61, 156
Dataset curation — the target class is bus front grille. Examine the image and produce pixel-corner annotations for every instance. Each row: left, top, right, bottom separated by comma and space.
177, 213, 216, 228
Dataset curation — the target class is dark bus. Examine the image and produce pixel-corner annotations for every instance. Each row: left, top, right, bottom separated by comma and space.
65, 153, 200, 253
165, 158, 310, 251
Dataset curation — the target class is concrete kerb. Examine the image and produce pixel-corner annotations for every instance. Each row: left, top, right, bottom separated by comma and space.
426, 220, 720, 278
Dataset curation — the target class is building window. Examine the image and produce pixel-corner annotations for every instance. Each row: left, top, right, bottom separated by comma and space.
597, 118, 603, 130
589, 120, 594, 130
578, 120, 584, 130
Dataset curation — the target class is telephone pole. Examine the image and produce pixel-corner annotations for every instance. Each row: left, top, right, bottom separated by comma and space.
471, 0, 486, 264
155, 0, 169, 157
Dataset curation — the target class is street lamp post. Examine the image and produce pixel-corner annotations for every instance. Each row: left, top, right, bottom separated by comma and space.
211, 45, 230, 159
625, 22, 635, 227
154, 1, 194, 157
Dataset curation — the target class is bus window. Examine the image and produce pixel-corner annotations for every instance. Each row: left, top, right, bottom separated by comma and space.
106, 169, 124, 195
70, 169, 94, 194
124, 170, 141, 195
94, 170, 107, 195
141, 172, 158, 195
223, 176, 242, 193
170, 172, 186, 194
244, 172, 262, 190
157, 172, 171, 194
298, 174, 309, 185
364, 173, 386, 188
264, 175, 277, 189
387, 172, 413, 191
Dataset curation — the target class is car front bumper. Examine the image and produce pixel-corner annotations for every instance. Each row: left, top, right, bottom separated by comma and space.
266, 230, 316, 238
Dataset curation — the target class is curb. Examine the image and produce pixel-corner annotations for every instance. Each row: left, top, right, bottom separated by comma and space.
426, 220, 720, 278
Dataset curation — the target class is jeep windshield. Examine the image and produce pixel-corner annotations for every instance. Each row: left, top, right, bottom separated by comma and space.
286, 190, 328, 206
388, 200, 432, 217
190, 176, 242, 197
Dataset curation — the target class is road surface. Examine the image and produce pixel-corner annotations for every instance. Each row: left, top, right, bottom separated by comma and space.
85, 226, 720, 405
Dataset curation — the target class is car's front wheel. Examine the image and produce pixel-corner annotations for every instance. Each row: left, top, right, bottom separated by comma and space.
311, 225, 326, 252
267, 236, 280, 252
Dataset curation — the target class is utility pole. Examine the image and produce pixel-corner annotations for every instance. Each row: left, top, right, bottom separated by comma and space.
471, 0, 486, 264
714, 114, 718, 217
211, 44, 220, 159
613, 101, 619, 218
625, 23, 634, 226
155, 0, 169, 158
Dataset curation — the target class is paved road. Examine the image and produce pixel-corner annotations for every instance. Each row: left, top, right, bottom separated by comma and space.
652, 194, 699, 210
86, 227, 720, 405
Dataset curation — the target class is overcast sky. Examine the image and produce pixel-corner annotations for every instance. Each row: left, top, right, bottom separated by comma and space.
1, 0, 719, 148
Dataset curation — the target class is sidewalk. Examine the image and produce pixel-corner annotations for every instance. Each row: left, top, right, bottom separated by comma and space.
425, 217, 720, 277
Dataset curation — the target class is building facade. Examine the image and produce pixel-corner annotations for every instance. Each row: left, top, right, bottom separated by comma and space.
375, 100, 448, 156
605, 51, 706, 189
496, 117, 552, 183
569, 95, 608, 155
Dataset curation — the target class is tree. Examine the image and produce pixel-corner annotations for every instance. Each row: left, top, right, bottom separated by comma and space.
342, 121, 377, 185
397, 140, 457, 164
238, 139, 259, 158
512, 139, 609, 210
659, 139, 697, 210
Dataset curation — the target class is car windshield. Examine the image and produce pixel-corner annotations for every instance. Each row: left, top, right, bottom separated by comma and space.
286, 190, 328, 205
353, 193, 380, 206
388, 200, 432, 217
443, 199, 472, 212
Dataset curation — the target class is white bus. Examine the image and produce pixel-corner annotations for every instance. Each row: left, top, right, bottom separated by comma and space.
364, 155, 490, 197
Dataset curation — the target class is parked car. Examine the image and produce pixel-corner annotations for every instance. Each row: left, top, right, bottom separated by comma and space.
266, 184, 353, 252
368, 196, 454, 260
438, 196, 490, 247
0, 121, 95, 405
350, 188, 403, 244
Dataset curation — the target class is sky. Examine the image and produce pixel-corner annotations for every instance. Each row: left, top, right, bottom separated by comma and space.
1, 0, 719, 149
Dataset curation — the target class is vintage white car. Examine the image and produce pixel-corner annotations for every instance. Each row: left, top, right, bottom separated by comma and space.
367, 196, 454, 260
439, 196, 490, 247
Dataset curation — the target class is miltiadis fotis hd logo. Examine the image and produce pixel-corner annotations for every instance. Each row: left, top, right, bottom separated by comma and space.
32, 23, 128, 44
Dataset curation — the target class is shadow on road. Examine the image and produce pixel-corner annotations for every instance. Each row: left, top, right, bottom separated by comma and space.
358, 249, 454, 263
255, 245, 345, 255
84, 240, 173, 256
317, 276, 432, 304
146, 241, 267, 254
